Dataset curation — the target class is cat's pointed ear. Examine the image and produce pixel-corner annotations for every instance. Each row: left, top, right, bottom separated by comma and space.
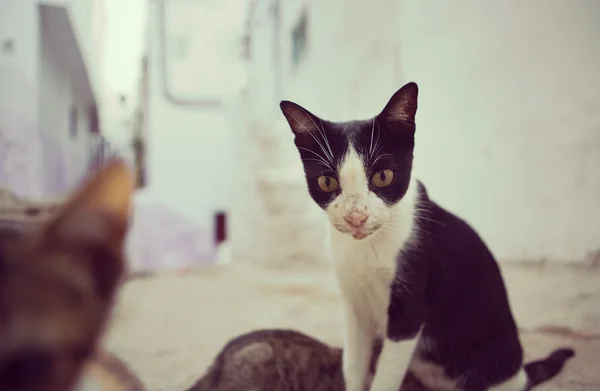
279, 100, 321, 139
49, 159, 134, 246
379, 82, 419, 127
36, 159, 134, 296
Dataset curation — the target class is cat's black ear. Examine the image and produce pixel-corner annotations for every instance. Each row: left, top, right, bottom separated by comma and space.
279, 100, 321, 138
379, 82, 418, 127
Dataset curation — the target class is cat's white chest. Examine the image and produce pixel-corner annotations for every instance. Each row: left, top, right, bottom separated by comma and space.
330, 234, 398, 336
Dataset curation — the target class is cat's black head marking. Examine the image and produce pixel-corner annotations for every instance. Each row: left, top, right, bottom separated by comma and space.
280, 82, 419, 239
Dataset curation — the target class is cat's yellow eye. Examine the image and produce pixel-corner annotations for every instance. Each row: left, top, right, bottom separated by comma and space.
317, 176, 339, 192
371, 169, 394, 188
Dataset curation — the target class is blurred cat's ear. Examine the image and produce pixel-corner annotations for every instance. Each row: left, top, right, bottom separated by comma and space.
49, 159, 133, 245
280, 100, 322, 138
379, 82, 418, 127
36, 159, 134, 296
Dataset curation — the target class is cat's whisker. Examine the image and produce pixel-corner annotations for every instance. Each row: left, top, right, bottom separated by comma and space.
371, 153, 394, 167
296, 106, 335, 165
373, 139, 388, 160
318, 118, 335, 163
412, 207, 446, 227
409, 225, 434, 238
304, 130, 335, 167
414, 215, 444, 226
372, 121, 384, 159
313, 208, 330, 218
308, 131, 335, 166
368, 118, 376, 159
282, 108, 334, 166
368, 135, 389, 168
298, 147, 333, 170
302, 157, 333, 169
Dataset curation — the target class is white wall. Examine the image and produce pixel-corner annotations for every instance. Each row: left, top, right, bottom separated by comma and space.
0, 0, 44, 197
0, 0, 102, 198
243, 0, 600, 264
222, 0, 345, 268
280, 0, 400, 120
396, 0, 600, 262
39, 2, 97, 194
142, 0, 243, 234
99, 0, 146, 145
68, 0, 105, 99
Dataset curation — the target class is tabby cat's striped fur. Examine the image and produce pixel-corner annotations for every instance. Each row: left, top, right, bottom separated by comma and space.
0, 162, 144, 391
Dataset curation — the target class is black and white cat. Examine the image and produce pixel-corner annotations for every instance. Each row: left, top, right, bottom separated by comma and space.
279, 82, 574, 391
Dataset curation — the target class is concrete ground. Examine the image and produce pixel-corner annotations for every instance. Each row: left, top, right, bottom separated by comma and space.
102, 263, 600, 391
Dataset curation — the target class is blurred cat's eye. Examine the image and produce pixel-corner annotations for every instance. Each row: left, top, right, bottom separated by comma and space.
371, 169, 394, 188
317, 176, 339, 192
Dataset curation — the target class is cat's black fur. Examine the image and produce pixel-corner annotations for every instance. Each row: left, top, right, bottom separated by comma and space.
280, 83, 574, 391
394, 182, 524, 390
282, 89, 415, 210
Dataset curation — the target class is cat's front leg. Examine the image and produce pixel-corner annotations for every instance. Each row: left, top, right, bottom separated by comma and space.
370, 280, 427, 391
368, 331, 422, 391
342, 302, 375, 391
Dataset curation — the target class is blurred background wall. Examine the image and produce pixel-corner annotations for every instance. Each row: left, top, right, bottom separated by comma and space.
0, 0, 105, 197
1, 0, 598, 270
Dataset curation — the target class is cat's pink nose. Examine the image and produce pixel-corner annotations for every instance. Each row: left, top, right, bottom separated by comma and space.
344, 214, 368, 228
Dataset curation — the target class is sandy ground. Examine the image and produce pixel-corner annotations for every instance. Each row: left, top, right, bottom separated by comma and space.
101, 263, 600, 391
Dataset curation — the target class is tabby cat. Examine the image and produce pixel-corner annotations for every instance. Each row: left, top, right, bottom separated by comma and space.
279, 82, 574, 391
184, 329, 405, 391
184, 329, 573, 391
0, 161, 138, 391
